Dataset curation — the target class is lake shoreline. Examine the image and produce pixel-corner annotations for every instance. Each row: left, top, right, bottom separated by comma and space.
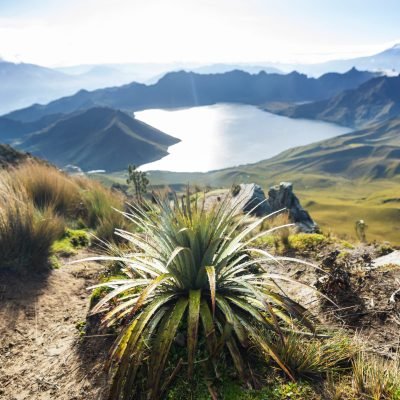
136, 104, 352, 173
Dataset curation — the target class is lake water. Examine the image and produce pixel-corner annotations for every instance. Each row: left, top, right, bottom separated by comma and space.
136, 104, 350, 172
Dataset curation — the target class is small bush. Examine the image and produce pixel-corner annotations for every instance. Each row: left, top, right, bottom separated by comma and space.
255, 212, 293, 253
377, 243, 394, 257
288, 233, 328, 252
231, 184, 241, 197
52, 228, 90, 256
77, 178, 128, 242
0, 174, 64, 271
270, 333, 356, 379
13, 162, 81, 217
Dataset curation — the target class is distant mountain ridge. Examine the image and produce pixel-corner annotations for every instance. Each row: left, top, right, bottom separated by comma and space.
270, 75, 400, 128
0, 60, 191, 115
4, 68, 378, 123
267, 43, 400, 76
252, 117, 400, 179
18, 107, 180, 172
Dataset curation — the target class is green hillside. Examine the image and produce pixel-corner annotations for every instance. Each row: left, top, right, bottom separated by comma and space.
99, 118, 400, 244
19, 107, 180, 172
269, 75, 400, 128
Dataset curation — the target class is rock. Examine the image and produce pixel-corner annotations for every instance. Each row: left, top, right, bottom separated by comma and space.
239, 183, 270, 217
372, 250, 400, 268
235, 182, 318, 232
267, 182, 318, 233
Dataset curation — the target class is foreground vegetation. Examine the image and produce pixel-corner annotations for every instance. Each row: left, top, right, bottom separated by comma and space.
98, 167, 400, 245
1, 160, 398, 399
85, 193, 325, 399
0, 161, 127, 272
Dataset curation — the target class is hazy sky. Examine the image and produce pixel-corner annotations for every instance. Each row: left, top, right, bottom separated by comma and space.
1, 0, 400, 66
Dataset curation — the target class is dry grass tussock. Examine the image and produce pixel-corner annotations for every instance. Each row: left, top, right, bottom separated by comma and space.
74, 177, 128, 241
12, 161, 81, 217
0, 171, 64, 271
0, 161, 129, 271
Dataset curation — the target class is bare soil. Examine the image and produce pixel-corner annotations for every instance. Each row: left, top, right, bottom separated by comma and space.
0, 254, 111, 400
272, 246, 400, 358
0, 245, 399, 400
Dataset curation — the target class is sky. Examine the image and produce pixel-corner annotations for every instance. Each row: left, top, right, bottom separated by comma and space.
1, 0, 400, 67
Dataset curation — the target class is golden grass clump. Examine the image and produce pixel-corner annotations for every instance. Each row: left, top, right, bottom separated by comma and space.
0, 172, 64, 271
352, 352, 400, 400
75, 177, 128, 242
271, 332, 356, 379
12, 161, 81, 217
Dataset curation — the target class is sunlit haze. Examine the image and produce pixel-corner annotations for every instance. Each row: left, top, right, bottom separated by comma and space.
1, 0, 400, 66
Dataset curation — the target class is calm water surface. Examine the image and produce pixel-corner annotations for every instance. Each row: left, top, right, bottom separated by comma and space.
136, 104, 350, 172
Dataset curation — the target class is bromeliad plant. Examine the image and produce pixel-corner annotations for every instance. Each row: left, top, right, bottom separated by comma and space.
87, 192, 317, 400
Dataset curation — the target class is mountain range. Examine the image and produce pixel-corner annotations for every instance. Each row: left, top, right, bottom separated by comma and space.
0, 61, 195, 115
0, 61, 283, 115
269, 44, 400, 76
268, 75, 400, 128
2, 43, 400, 115
3, 68, 378, 123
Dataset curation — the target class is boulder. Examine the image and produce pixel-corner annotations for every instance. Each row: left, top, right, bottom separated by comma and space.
238, 183, 269, 217
235, 182, 318, 232
267, 182, 318, 233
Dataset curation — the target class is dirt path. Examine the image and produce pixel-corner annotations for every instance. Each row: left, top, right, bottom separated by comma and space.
0, 255, 111, 400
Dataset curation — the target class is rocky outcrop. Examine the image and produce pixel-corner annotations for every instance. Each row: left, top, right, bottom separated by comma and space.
237, 183, 269, 217
267, 182, 318, 232
0, 144, 34, 169
236, 182, 318, 232
372, 250, 400, 268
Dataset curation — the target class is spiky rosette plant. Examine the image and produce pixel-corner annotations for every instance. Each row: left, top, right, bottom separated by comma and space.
86, 192, 317, 400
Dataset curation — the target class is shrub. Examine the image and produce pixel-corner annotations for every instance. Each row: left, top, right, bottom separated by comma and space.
0, 173, 64, 271
231, 184, 241, 197
288, 233, 328, 252
270, 333, 355, 379
12, 161, 81, 217
77, 178, 128, 242
52, 228, 90, 256
86, 192, 317, 399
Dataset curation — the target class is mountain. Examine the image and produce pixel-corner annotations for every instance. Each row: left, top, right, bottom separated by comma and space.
4, 68, 379, 123
250, 117, 400, 179
18, 107, 180, 172
0, 144, 37, 169
0, 61, 195, 115
0, 113, 64, 143
267, 44, 400, 77
192, 63, 282, 74
303, 44, 400, 76
0, 61, 76, 115
270, 75, 400, 128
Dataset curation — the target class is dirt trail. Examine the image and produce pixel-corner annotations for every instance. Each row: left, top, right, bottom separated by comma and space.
0, 255, 110, 400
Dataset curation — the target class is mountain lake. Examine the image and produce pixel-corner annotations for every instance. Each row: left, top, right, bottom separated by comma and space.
137, 103, 351, 172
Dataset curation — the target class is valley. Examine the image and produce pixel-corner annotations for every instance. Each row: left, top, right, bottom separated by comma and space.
0, 62, 397, 244
2, 4, 400, 399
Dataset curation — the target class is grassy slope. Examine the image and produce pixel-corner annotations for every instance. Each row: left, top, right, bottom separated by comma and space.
93, 107, 400, 244
96, 168, 400, 245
